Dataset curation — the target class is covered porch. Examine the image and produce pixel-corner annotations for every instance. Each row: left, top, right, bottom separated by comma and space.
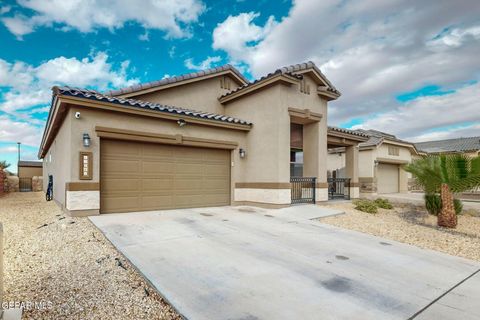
326, 127, 368, 200
289, 115, 368, 203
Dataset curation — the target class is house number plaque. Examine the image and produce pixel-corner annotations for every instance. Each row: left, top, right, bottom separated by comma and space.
79, 152, 93, 180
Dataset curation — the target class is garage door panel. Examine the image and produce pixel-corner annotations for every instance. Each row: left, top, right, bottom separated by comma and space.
102, 159, 141, 175
141, 195, 174, 210
102, 140, 141, 156
101, 196, 141, 213
141, 178, 174, 191
175, 162, 205, 174
101, 139, 231, 213
142, 161, 174, 175
377, 163, 399, 194
102, 178, 141, 192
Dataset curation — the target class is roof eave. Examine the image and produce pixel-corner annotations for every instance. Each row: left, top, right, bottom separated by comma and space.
39, 93, 252, 159
114, 68, 248, 98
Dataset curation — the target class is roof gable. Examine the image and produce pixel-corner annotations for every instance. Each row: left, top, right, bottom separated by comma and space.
106, 64, 248, 98
219, 61, 340, 103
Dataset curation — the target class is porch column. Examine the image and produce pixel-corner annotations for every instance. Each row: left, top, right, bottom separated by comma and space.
345, 145, 359, 198
303, 122, 328, 202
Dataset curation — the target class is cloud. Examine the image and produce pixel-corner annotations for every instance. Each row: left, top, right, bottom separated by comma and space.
184, 56, 222, 70
2, 0, 205, 39
351, 82, 480, 140
0, 52, 138, 149
212, 12, 276, 64
212, 0, 480, 140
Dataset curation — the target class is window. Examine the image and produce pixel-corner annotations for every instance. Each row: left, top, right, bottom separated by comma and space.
290, 149, 303, 177
388, 146, 400, 156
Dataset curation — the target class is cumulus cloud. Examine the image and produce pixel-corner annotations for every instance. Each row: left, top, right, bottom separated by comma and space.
212, 0, 480, 140
0, 52, 138, 149
352, 82, 480, 140
1, 0, 205, 39
184, 56, 222, 70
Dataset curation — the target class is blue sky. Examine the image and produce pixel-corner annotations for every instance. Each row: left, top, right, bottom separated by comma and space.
0, 0, 479, 173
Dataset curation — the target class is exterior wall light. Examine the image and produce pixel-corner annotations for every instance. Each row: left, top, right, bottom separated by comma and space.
239, 148, 246, 158
177, 119, 186, 127
83, 133, 91, 148
374, 160, 379, 167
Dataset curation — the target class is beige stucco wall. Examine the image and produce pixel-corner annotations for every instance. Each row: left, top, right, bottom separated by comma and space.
131, 76, 241, 115
18, 166, 42, 178
225, 74, 329, 185
358, 149, 375, 177
42, 112, 72, 207
327, 152, 346, 177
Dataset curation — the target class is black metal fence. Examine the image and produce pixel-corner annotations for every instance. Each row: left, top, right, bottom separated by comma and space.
19, 177, 32, 192
328, 178, 350, 200
291, 177, 316, 204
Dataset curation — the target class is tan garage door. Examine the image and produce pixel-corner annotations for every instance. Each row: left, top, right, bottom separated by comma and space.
377, 163, 399, 194
100, 139, 231, 213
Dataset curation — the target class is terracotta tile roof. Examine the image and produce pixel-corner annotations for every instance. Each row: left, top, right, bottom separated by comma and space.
219, 69, 303, 99
54, 86, 252, 126
18, 160, 42, 167
220, 61, 340, 100
355, 129, 416, 150
328, 126, 369, 137
279, 61, 340, 94
105, 64, 248, 96
415, 137, 480, 153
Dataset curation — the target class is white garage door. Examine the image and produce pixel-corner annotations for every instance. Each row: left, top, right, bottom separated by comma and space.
377, 163, 399, 194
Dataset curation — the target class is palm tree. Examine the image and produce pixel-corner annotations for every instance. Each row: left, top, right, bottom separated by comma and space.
405, 154, 480, 228
0, 161, 10, 170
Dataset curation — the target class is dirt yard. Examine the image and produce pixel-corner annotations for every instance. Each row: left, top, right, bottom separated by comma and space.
0, 192, 180, 319
321, 201, 480, 262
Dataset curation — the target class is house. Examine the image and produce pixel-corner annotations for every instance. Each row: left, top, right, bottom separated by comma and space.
18, 160, 43, 192
415, 137, 480, 156
39, 62, 367, 216
327, 129, 418, 194
18, 160, 43, 178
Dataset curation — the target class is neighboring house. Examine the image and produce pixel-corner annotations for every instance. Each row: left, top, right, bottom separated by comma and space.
327, 129, 418, 194
415, 137, 480, 156
17, 160, 43, 192
18, 160, 43, 178
414, 136, 480, 198
39, 62, 367, 216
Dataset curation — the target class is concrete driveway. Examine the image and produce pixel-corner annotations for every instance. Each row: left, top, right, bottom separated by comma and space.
90, 206, 480, 320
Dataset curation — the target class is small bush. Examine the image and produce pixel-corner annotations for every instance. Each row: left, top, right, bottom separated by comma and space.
353, 199, 378, 214
424, 194, 442, 216
374, 198, 393, 209
454, 199, 463, 215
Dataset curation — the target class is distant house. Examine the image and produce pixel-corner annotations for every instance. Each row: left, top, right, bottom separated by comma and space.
328, 129, 418, 195
18, 160, 43, 178
415, 137, 480, 156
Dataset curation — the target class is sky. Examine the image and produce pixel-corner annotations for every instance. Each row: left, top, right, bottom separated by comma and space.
0, 0, 479, 173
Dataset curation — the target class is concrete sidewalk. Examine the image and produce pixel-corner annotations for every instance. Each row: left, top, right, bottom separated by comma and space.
90, 205, 480, 320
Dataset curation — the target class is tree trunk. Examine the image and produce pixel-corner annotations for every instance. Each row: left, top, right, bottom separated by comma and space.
438, 183, 457, 228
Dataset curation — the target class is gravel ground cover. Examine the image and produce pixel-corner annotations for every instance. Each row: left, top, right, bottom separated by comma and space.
0, 192, 180, 319
320, 201, 480, 262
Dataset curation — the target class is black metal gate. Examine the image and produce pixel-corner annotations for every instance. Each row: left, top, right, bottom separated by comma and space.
328, 178, 350, 200
19, 177, 32, 192
291, 177, 316, 204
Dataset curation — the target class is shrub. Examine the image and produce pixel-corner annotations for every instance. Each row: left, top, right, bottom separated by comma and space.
454, 199, 463, 215
424, 194, 442, 216
353, 199, 378, 214
374, 198, 393, 209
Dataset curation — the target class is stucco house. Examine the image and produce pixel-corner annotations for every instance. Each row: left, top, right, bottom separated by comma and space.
328, 129, 418, 195
18, 160, 43, 179
39, 62, 367, 216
